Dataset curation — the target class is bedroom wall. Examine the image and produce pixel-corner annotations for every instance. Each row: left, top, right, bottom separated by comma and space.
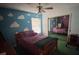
42, 5, 79, 35
0, 7, 42, 47
42, 6, 71, 36
0, 3, 79, 35
70, 7, 79, 34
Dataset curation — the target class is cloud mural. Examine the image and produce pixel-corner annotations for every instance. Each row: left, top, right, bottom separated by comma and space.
18, 15, 25, 19
10, 21, 20, 28
15, 32, 19, 34
24, 28, 29, 31
8, 13, 14, 17
0, 15, 4, 21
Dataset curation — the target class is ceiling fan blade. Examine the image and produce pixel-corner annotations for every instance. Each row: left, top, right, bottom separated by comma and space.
44, 7, 53, 9
37, 3, 53, 13
41, 9, 46, 12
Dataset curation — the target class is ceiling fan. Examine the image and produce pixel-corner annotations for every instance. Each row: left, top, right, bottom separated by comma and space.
36, 3, 53, 13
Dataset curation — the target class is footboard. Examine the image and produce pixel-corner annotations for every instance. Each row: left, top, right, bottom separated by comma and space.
35, 37, 58, 54
42, 39, 57, 54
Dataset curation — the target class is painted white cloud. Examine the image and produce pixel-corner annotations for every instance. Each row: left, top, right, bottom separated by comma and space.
15, 32, 19, 34
18, 15, 25, 19
10, 21, 20, 28
0, 15, 4, 21
8, 13, 14, 17
27, 14, 31, 16
24, 28, 29, 31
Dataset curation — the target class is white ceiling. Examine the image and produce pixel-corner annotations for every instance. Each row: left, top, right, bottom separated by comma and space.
0, 3, 79, 13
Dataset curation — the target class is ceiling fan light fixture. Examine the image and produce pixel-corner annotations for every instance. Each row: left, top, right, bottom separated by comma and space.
36, 3, 53, 13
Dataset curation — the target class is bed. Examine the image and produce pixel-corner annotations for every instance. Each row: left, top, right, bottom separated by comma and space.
16, 31, 58, 55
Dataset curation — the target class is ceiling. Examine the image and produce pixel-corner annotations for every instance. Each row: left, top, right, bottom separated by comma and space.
0, 3, 79, 13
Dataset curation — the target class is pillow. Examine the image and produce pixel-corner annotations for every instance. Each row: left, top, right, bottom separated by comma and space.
58, 23, 61, 28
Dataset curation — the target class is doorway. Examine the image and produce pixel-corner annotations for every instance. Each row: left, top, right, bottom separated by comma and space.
48, 15, 70, 36
48, 15, 72, 54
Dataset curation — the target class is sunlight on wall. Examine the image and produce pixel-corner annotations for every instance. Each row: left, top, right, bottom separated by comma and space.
42, 14, 48, 36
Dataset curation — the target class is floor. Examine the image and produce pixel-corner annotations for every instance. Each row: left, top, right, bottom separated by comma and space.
48, 32, 79, 55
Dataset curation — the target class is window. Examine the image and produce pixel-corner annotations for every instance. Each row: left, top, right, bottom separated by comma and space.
31, 18, 41, 33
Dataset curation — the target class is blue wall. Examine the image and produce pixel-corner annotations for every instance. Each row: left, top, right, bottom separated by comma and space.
0, 8, 42, 47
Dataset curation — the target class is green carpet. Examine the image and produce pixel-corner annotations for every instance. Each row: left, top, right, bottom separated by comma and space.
58, 40, 79, 55
48, 32, 79, 55
48, 32, 67, 41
